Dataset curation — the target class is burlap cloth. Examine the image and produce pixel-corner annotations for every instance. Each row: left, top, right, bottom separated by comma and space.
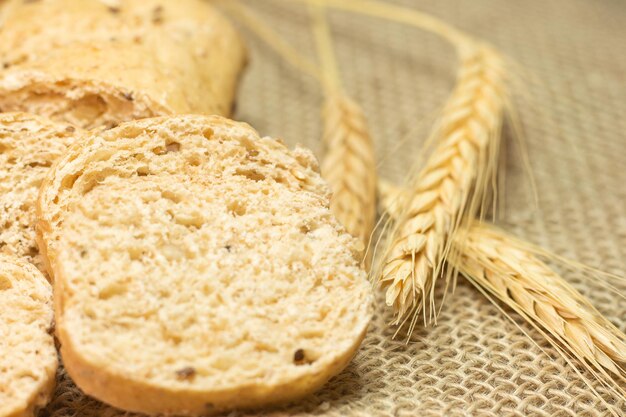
43, 0, 626, 416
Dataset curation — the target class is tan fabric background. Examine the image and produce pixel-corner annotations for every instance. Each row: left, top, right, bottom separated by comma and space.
43, 0, 625, 416
233, 1, 626, 416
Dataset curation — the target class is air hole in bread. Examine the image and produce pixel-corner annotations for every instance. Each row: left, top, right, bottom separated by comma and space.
98, 282, 128, 300
161, 190, 182, 203
136, 166, 150, 177
0, 275, 13, 291
128, 247, 143, 261
17, 373, 37, 384
227, 200, 247, 216
188, 157, 201, 167
235, 168, 265, 182
27, 161, 52, 168
60, 173, 80, 191
274, 176, 287, 185
152, 5, 164, 24
166, 142, 181, 153
73, 95, 107, 121
120, 127, 144, 140
28, 161, 52, 168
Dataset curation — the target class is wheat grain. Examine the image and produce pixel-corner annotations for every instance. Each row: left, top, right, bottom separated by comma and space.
380, 44, 507, 326
450, 224, 626, 393
309, 5, 378, 261
321, 93, 377, 250
379, 182, 626, 391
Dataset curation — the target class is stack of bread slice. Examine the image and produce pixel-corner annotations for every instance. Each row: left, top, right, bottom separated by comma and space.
0, 1, 372, 416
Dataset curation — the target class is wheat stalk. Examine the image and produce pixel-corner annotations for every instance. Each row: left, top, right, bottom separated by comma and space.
380, 43, 507, 327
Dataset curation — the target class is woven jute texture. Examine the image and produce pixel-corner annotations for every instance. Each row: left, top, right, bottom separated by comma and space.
43, 0, 625, 416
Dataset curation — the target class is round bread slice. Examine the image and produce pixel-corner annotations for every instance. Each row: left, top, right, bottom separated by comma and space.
0, 254, 57, 417
0, 0, 246, 129
38, 115, 373, 415
0, 112, 82, 274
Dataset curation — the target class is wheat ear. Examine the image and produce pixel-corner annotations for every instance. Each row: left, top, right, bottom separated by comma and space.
309, 5, 377, 260
451, 224, 626, 397
379, 181, 626, 392
320, 94, 377, 251
380, 44, 506, 326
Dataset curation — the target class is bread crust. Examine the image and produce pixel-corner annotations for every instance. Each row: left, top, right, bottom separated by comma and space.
58, 309, 367, 415
0, 0, 246, 129
39, 115, 372, 415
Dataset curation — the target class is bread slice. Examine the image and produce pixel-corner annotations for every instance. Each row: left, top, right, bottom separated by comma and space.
0, 253, 57, 417
0, 112, 81, 273
0, 0, 246, 129
37, 115, 372, 415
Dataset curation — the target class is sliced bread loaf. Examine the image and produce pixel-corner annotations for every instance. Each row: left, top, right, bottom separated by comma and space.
0, 112, 81, 273
38, 115, 372, 415
0, 254, 57, 417
0, 0, 246, 129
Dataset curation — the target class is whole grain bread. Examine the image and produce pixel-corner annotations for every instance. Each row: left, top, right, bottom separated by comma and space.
0, 0, 246, 129
38, 114, 372, 415
0, 112, 81, 273
0, 253, 57, 417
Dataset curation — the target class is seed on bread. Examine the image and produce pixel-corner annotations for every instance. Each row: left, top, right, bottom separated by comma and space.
152, 5, 164, 24
293, 349, 306, 365
175, 367, 196, 381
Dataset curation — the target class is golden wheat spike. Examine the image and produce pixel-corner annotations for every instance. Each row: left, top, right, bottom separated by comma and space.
321, 93, 377, 248
309, 4, 378, 260
451, 224, 626, 395
380, 44, 507, 325
379, 182, 626, 398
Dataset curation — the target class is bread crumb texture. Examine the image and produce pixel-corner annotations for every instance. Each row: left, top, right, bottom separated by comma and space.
41, 115, 372, 415
0, 0, 246, 129
0, 112, 79, 272
0, 254, 57, 417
